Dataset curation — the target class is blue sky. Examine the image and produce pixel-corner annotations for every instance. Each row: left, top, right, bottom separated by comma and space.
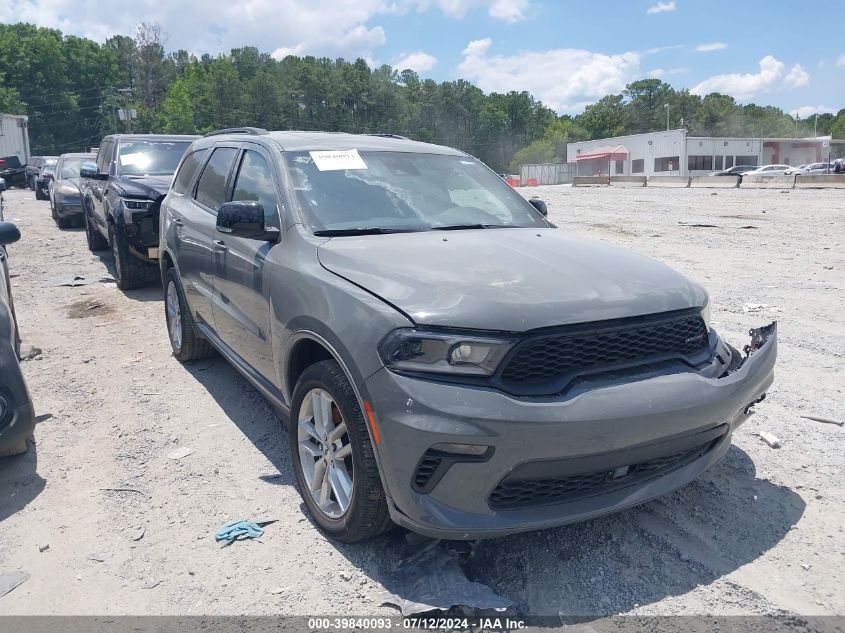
3, 0, 843, 117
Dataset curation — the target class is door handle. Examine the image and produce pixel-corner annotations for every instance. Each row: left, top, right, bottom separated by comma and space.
212, 240, 228, 252
172, 218, 183, 227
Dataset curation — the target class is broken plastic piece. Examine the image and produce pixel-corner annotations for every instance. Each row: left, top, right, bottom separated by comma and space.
759, 431, 781, 448
377, 540, 512, 616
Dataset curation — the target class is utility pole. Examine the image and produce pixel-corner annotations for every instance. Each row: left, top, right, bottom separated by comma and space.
664, 103, 670, 131
814, 113, 818, 137
116, 88, 135, 133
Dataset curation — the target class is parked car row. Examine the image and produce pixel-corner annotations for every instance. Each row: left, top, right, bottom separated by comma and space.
26, 156, 58, 190
15, 129, 778, 544
709, 160, 845, 177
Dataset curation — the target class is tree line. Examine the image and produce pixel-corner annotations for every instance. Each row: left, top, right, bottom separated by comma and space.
1, 22, 843, 173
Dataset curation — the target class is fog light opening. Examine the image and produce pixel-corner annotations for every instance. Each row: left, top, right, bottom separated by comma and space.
430, 442, 490, 457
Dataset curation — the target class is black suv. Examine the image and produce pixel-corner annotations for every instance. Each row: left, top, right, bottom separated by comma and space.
79, 134, 197, 289
0, 156, 27, 189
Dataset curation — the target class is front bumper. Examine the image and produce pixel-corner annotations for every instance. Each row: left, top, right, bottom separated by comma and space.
55, 199, 83, 218
365, 324, 776, 539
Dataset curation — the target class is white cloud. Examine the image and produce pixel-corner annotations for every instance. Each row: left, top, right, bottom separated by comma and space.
691, 55, 811, 100
644, 44, 683, 55
457, 38, 641, 113
647, 68, 665, 78
785, 63, 809, 87
835, 53, 845, 67
0, 0, 530, 64
646, 1, 676, 15
394, 51, 438, 72
404, 0, 530, 21
789, 105, 836, 119
696, 42, 727, 52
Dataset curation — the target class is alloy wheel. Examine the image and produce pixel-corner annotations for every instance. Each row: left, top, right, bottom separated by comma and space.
298, 388, 354, 518
165, 280, 183, 351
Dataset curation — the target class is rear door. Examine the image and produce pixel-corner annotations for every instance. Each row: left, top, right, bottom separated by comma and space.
210, 143, 283, 380
178, 145, 240, 330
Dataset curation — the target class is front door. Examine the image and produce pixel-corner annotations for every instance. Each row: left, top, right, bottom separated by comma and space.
211, 145, 283, 381
182, 145, 240, 329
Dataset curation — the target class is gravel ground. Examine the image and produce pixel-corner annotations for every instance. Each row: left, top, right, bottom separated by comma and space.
0, 185, 842, 619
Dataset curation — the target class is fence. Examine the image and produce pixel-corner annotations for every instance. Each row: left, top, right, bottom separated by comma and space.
519, 163, 575, 186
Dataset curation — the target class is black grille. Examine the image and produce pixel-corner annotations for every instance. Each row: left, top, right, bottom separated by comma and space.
413, 455, 443, 490
497, 310, 708, 394
489, 439, 715, 510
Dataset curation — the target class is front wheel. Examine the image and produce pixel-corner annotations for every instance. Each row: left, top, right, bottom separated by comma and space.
289, 360, 392, 542
109, 223, 147, 290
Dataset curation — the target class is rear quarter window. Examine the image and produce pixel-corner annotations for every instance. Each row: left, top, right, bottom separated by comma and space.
172, 149, 207, 194
194, 147, 238, 210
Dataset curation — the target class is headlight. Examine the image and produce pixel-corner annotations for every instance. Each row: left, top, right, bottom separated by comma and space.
57, 184, 78, 195
122, 198, 151, 210
700, 300, 711, 331
378, 328, 514, 376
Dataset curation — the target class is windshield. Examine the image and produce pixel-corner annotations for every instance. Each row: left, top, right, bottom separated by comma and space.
284, 151, 549, 233
59, 157, 90, 179
41, 166, 55, 176
117, 140, 192, 176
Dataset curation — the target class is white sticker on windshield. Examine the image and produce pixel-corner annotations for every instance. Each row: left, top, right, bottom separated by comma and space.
309, 149, 368, 171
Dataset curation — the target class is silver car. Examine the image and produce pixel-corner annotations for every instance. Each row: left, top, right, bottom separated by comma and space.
159, 129, 777, 542
49, 152, 96, 228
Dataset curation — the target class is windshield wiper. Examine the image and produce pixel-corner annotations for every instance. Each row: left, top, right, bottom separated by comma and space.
430, 224, 512, 231
313, 227, 422, 236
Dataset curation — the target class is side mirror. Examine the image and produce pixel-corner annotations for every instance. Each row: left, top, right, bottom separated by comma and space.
529, 197, 548, 216
0, 222, 21, 246
216, 201, 280, 242
80, 162, 106, 180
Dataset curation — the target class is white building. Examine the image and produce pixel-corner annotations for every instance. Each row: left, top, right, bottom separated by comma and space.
567, 129, 844, 177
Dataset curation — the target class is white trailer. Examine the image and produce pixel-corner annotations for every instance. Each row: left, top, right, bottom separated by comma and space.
0, 114, 31, 164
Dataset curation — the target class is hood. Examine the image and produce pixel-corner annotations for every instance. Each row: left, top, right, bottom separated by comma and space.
112, 175, 172, 199
57, 177, 81, 190
317, 228, 707, 332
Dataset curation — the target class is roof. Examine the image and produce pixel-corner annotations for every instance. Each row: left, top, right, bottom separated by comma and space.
104, 134, 199, 142
191, 130, 464, 155
575, 144, 629, 161
58, 152, 95, 158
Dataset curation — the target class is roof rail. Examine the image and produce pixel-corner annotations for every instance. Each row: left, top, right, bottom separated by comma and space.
204, 127, 269, 138
368, 133, 409, 140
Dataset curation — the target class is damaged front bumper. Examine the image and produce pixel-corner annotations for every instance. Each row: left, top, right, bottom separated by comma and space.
365, 323, 777, 540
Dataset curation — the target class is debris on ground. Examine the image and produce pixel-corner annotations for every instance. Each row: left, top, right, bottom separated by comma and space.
759, 431, 782, 448
0, 571, 30, 598
131, 526, 145, 542
38, 544, 49, 553
18, 343, 42, 361
678, 222, 720, 228
166, 446, 196, 460
215, 519, 275, 546
376, 540, 512, 616
743, 303, 768, 313
800, 414, 844, 427
44, 274, 115, 287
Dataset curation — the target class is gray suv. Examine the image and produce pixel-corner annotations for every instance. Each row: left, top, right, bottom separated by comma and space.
159, 129, 777, 542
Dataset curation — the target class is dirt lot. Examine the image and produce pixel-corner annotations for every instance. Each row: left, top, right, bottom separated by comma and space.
0, 185, 843, 619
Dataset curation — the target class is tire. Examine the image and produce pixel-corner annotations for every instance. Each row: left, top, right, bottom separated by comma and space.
289, 360, 392, 542
109, 223, 147, 290
0, 435, 30, 457
34, 187, 44, 201
55, 205, 71, 229
84, 205, 108, 251
164, 267, 213, 362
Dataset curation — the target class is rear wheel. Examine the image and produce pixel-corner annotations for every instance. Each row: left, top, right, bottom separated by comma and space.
164, 268, 213, 362
289, 360, 392, 542
109, 223, 147, 290
84, 206, 107, 251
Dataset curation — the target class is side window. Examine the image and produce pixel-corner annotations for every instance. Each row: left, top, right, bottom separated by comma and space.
96, 141, 112, 172
172, 149, 207, 194
231, 150, 281, 224
194, 147, 238, 210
